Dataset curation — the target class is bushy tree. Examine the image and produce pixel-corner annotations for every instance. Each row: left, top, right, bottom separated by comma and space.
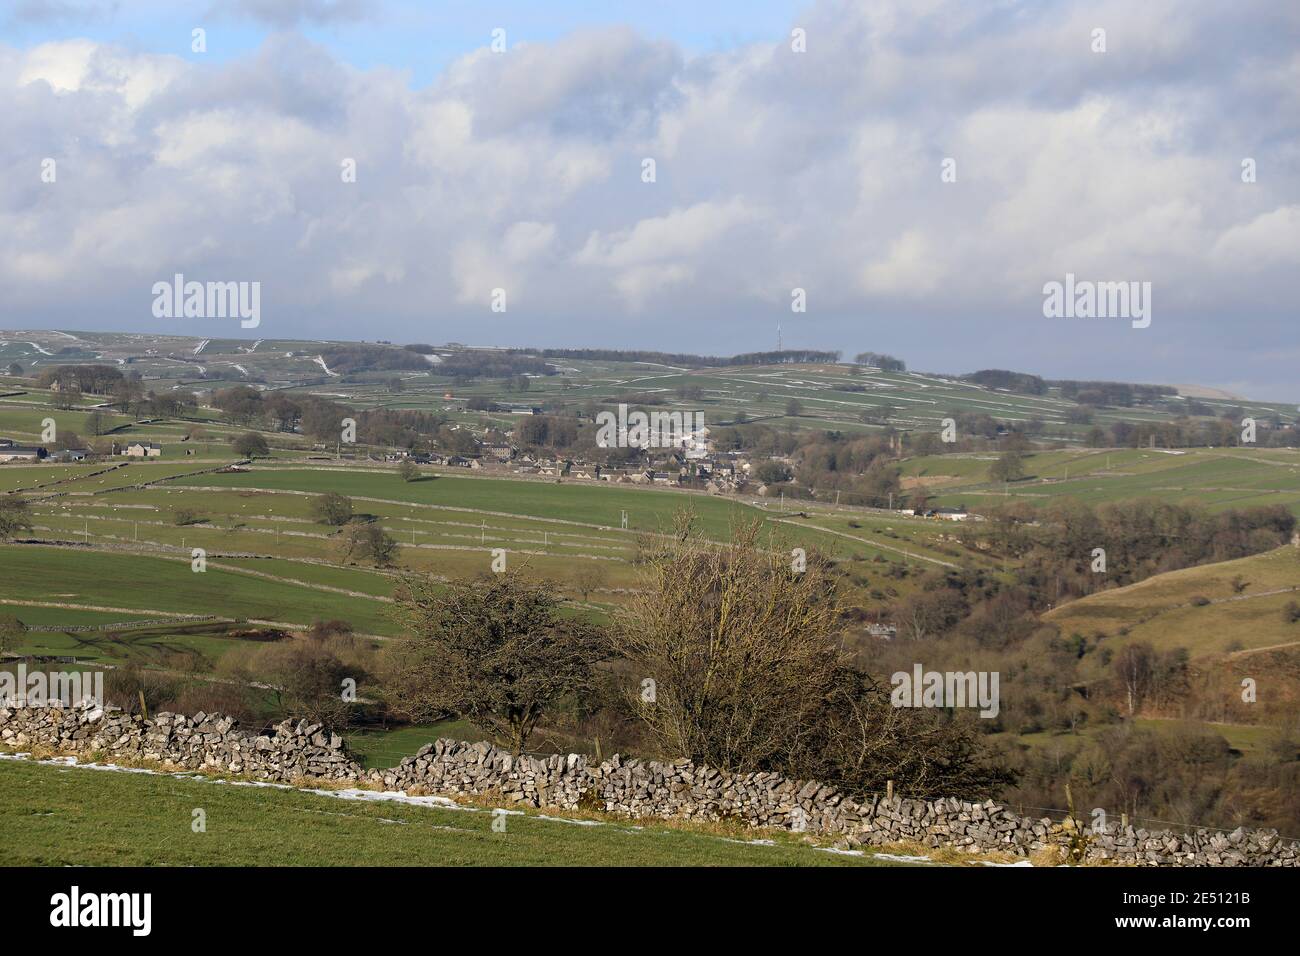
0, 498, 33, 540
989, 451, 1025, 483
310, 492, 354, 526
387, 571, 606, 754
339, 523, 397, 566
754, 461, 792, 484
232, 431, 269, 457
0, 614, 25, 654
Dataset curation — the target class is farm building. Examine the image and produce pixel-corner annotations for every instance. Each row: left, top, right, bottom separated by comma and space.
0, 444, 47, 462
120, 441, 162, 457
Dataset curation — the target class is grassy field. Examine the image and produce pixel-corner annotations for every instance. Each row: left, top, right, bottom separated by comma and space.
0, 545, 398, 635
912, 447, 1300, 516
0, 757, 891, 866
346, 721, 487, 767
1045, 546, 1300, 656
3, 621, 286, 667
172, 467, 771, 537
7, 435, 1295, 679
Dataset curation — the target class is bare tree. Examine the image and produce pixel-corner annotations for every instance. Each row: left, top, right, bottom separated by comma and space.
310, 492, 354, 526
608, 513, 842, 772
607, 512, 1014, 797
1113, 642, 1156, 716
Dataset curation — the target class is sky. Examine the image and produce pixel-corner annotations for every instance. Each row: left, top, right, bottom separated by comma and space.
1, 0, 1298, 400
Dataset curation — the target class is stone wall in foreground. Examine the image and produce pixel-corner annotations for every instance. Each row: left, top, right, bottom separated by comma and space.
368, 738, 1297, 866
0, 705, 360, 781
2, 705, 1295, 866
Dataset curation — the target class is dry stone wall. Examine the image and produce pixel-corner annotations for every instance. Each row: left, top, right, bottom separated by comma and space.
2, 705, 1295, 866
0, 705, 359, 781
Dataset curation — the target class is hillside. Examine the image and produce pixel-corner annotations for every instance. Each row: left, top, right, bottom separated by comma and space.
1044, 545, 1300, 657
5, 330, 1295, 443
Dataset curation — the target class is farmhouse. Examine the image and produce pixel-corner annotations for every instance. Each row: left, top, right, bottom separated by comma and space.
120, 441, 162, 457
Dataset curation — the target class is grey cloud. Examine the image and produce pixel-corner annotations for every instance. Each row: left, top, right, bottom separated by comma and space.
441, 26, 683, 140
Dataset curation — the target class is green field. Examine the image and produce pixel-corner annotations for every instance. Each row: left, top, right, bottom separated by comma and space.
346, 722, 488, 767
912, 448, 1300, 516
0, 545, 397, 635
3, 621, 283, 667
173, 467, 769, 537
0, 757, 890, 866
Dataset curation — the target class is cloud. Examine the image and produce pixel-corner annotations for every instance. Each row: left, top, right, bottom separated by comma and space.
861, 229, 940, 296
1211, 205, 1300, 269
1, 0, 1298, 397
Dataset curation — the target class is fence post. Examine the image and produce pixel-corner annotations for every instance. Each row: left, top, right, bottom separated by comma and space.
886, 779, 894, 801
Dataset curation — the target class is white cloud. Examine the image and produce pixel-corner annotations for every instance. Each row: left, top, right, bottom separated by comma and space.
1211, 205, 1300, 269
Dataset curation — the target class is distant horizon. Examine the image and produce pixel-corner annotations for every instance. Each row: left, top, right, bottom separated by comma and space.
2, 326, 1286, 405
